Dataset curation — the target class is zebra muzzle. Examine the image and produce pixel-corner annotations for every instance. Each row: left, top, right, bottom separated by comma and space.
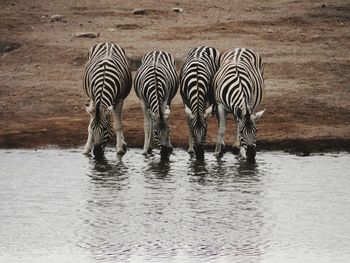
93, 144, 104, 159
246, 145, 256, 161
194, 144, 205, 159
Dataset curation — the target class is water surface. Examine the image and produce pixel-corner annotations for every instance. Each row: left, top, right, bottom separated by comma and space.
0, 149, 349, 263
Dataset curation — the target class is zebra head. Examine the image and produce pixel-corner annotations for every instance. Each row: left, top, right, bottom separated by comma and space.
149, 109, 170, 149
185, 105, 213, 156
86, 103, 114, 157
236, 106, 265, 161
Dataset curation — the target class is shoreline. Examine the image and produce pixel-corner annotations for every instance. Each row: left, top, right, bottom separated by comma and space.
1, 135, 349, 154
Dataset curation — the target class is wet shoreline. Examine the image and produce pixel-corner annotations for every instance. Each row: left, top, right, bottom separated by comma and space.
1, 134, 349, 154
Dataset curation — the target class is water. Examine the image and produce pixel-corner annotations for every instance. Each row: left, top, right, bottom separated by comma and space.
0, 148, 349, 263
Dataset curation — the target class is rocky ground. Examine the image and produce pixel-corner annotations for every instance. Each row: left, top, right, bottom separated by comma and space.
0, 0, 349, 154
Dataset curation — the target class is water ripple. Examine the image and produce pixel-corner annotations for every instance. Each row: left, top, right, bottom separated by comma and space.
0, 149, 349, 262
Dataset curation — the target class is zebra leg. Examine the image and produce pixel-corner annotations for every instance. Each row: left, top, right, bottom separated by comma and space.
166, 132, 173, 153
83, 122, 93, 155
215, 105, 227, 157
142, 103, 152, 155
113, 101, 127, 155
232, 121, 240, 155
186, 114, 195, 154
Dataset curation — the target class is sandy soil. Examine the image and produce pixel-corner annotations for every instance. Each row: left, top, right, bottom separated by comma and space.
0, 0, 349, 153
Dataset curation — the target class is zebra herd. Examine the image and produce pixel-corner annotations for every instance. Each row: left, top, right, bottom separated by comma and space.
82, 42, 265, 161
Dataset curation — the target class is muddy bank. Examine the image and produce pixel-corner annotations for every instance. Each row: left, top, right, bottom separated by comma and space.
1, 104, 349, 153
0, 0, 349, 152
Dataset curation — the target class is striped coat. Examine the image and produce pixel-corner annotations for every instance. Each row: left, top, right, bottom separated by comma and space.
134, 51, 179, 156
213, 48, 265, 160
82, 42, 132, 156
180, 46, 220, 158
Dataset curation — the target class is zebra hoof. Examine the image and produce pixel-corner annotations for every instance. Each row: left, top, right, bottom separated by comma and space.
83, 149, 91, 155
117, 148, 126, 155
122, 143, 127, 153
188, 148, 195, 154
215, 144, 225, 158
214, 151, 222, 158
147, 148, 153, 154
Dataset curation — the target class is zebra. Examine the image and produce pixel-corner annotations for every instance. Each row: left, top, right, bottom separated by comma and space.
134, 51, 179, 157
213, 48, 266, 161
82, 42, 132, 157
179, 46, 220, 158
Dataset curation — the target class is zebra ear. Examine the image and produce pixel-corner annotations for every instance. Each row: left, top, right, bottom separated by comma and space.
204, 105, 213, 119
86, 103, 95, 116
253, 109, 266, 123
185, 106, 195, 120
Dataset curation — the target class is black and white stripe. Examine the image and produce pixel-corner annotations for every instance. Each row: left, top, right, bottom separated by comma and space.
82, 42, 132, 156
134, 51, 179, 156
213, 48, 265, 160
180, 46, 220, 158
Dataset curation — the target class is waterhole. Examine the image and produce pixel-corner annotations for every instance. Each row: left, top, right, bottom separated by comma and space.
0, 149, 349, 262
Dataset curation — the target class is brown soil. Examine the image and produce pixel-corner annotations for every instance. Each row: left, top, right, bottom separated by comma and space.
1, 0, 349, 153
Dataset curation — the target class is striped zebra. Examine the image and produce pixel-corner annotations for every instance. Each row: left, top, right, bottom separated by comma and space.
82, 42, 132, 157
134, 51, 179, 157
213, 48, 266, 160
180, 46, 220, 158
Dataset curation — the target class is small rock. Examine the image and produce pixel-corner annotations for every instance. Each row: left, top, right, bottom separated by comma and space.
321, 3, 327, 8
72, 53, 87, 66
132, 8, 145, 15
0, 41, 22, 54
72, 32, 99, 38
340, 22, 344, 26
50, 14, 65, 22
268, 29, 273, 33
106, 28, 116, 32
172, 7, 183, 13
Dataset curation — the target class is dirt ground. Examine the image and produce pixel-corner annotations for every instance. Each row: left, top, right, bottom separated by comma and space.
0, 0, 349, 153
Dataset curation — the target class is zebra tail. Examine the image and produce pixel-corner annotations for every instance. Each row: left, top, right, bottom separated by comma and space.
153, 59, 164, 120
95, 63, 107, 124
208, 82, 217, 116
